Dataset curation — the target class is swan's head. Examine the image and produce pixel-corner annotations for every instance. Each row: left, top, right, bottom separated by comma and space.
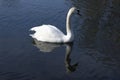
70, 7, 81, 16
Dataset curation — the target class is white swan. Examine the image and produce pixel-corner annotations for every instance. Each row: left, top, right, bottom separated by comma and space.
30, 7, 79, 43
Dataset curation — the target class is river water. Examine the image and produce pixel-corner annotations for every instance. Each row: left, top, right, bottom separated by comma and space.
0, 0, 120, 80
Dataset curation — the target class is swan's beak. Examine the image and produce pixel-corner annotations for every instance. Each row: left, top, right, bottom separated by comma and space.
77, 9, 81, 16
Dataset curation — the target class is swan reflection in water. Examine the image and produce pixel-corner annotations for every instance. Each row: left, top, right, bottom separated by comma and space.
32, 39, 61, 52
32, 39, 78, 73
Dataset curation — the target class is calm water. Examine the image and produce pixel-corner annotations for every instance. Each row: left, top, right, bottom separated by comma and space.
0, 0, 120, 80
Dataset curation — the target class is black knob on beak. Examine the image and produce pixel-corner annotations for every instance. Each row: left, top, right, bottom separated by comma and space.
77, 9, 81, 16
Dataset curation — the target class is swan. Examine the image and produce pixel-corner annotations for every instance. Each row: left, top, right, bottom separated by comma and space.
30, 7, 80, 43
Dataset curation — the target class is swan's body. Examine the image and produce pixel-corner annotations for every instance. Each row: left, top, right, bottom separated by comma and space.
30, 7, 77, 43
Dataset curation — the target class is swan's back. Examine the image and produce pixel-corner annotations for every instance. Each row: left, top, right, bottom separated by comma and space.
30, 25, 65, 43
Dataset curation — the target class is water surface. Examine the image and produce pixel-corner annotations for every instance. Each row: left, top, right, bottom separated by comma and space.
0, 0, 120, 80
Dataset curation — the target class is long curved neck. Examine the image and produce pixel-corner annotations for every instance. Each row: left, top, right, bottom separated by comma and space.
66, 7, 76, 36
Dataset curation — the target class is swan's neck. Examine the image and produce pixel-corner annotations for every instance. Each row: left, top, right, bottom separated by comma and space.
66, 7, 76, 40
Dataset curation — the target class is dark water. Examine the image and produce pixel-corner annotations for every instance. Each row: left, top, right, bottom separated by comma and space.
0, 0, 120, 80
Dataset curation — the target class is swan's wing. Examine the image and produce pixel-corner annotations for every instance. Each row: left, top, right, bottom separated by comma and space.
30, 25, 65, 42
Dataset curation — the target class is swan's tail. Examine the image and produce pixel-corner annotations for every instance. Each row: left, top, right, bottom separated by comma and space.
29, 27, 38, 38
29, 34, 33, 37
30, 27, 38, 31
